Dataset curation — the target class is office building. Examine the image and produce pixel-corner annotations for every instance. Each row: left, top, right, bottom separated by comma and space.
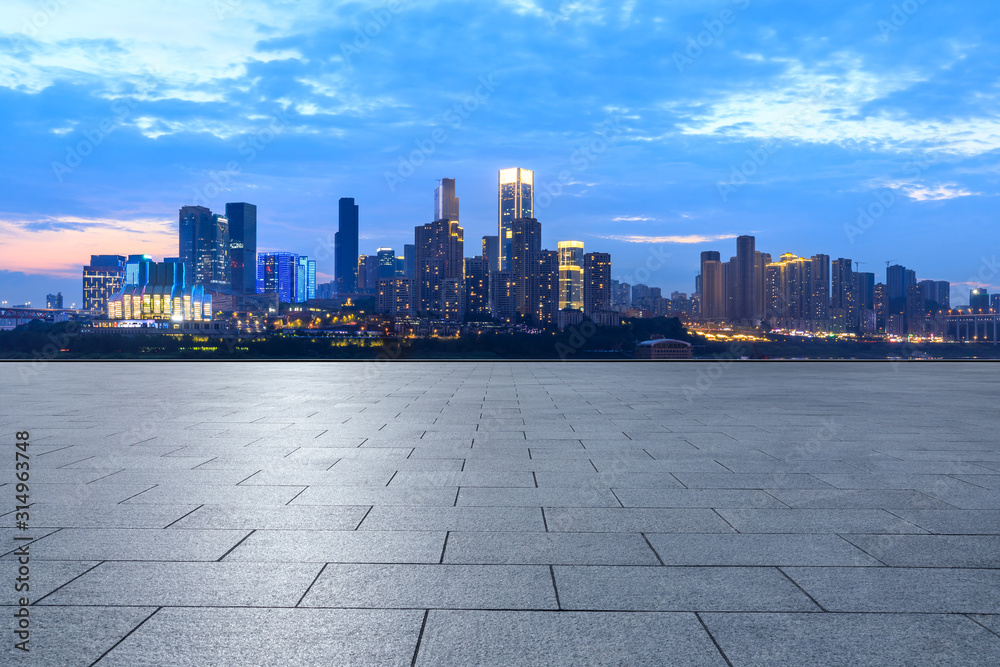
46, 293, 63, 309
489, 270, 516, 322
919, 280, 950, 312
537, 250, 559, 325
482, 235, 499, 274
415, 217, 464, 319
700, 251, 723, 320
434, 178, 460, 221
970, 288, 990, 314
510, 218, 542, 320
83, 254, 126, 313
335, 198, 359, 294
498, 168, 533, 271
296, 256, 316, 302
583, 252, 612, 315
464, 256, 490, 319
377, 248, 396, 280
179, 205, 229, 288
377, 277, 415, 316
257, 252, 308, 304
403, 244, 416, 279
735, 235, 756, 321
558, 241, 584, 312
226, 202, 257, 294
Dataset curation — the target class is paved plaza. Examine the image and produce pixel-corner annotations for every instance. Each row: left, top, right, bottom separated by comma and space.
2, 361, 1000, 665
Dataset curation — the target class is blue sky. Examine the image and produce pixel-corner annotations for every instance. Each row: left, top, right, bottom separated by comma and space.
1, 0, 998, 306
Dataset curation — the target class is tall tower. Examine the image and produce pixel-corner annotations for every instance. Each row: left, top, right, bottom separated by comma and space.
226, 202, 257, 294
558, 241, 584, 311
735, 235, 755, 321
700, 250, 723, 320
434, 178, 460, 221
335, 198, 359, 294
510, 218, 542, 320
498, 168, 533, 271
584, 252, 612, 315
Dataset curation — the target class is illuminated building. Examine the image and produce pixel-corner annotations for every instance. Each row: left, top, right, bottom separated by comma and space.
46, 293, 63, 309
700, 251, 723, 321
635, 338, 694, 359
765, 253, 829, 329
434, 178, 459, 221
179, 206, 230, 288
482, 235, 499, 274
415, 187, 464, 319
258, 252, 311, 304
83, 254, 126, 313
226, 202, 257, 294
106, 257, 210, 322
498, 168, 533, 271
510, 218, 541, 320
583, 252, 611, 315
537, 250, 559, 325
335, 198, 359, 294
970, 288, 990, 314
832, 258, 858, 330
377, 277, 415, 316
403, 244, 415, 279
489, 270, 516, 322
464, 256, 490, 318
557, 241, 584, 311
377, 248, 396, 280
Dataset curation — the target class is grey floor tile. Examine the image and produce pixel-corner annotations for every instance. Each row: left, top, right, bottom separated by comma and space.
121, 484, 305, 506
888, 509, 1000, 534
168, 504, 371, 530
41, 561, 323, 606
99, 608, 423, 667
544, 508, 736, 533
645, 533, 882, 566
28, 528, 251, 561
224, 529, 446, 563
767, 489, 953, 509
672, 473, 837, 489
417, 610, 727, 666
840, 534, 1000, 567
301, 563, 557, 609
388, 471, 535, 487
359, 506, 546, 532
554, 566, 819, 611
291, 486, 458, 506
457, 487, 621, 507
701, 612, 1000, 666
783, 567, 1000, 613
533, 472, 686, 489
1, 606, 157, 667
4, 503, 201, 529
717, 509, 927, 533
443, 531, 660, 565
614, 489, 786, 508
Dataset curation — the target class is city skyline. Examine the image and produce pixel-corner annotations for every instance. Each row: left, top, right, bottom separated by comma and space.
1, 1, 997, 305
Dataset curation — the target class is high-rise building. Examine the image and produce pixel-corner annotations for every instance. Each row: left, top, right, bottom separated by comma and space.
583, 252, 612, 315
970, 288, 990, 314
415, 218, 464, 319
46, 293, 63, 309
832, 258, 857, 329
257, 252, 307, 303
765, 253, 815, 327
377, 248, 396, 280
295, 256, 316, 302
810, 254, 830, 323
403, 244, 416, 279
377, 277, 415, 316
498, 168, 533, 271
482, 236, 499, 273
612, 280, 631, 312
558, 241, 584, 311
991, 294, 1000, 314
179, 205, 230, 289
919, 279, 950, 312
510, 218, 542, 321
335, 198, 359, 294
464, 256, 490, 319
226, 202, 257, 294
125, 254, 154, 286
537, 250, 559, 325
83, 255, 126, 313
489, 270, 516, 322
434, 178, 460, 222
700, 251, 723, 320
735, 235, 756, 321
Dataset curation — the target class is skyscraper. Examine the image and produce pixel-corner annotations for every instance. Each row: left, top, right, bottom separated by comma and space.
257, 252, 305, 303
537, 250, 559, 325
179, 205, 230, 289
809, 254, 830, 323
558, 241, 584, 311
415, 218, 464, 318
434, 178, 460, 221
46, 293, 63, 309
83, 255, 126, 313
335, 198, 359, 294
482, 235, 499, 274
700, 251, 723, 320
735, 235, 756, 321
403, 244, 416, 279
226, 202, 257, 295
970, 288, 990, 314
498, 168, 533, 271
377, 248, 396, 280
510, 218, 542, 320
464, 256, 490, 318
583, 252, 612, 315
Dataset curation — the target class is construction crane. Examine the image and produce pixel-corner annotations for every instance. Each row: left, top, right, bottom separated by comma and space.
854, 261, 866, 272
885, 259, 897, 269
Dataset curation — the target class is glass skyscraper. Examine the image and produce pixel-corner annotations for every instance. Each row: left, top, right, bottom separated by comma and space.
226, 202, 257, 294
498, 168, 533, 271
335, 198, 359, 294
179, 205, 230, 289
83, 254, 126, 313
558, 241, 584, 311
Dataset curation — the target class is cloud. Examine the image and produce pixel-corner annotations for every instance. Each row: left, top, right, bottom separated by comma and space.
882, 181, 980, 201
595, 233, 738, 244
612, 215, 654, 222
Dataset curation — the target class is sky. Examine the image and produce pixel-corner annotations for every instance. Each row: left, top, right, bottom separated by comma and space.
0, 0, 998, 307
